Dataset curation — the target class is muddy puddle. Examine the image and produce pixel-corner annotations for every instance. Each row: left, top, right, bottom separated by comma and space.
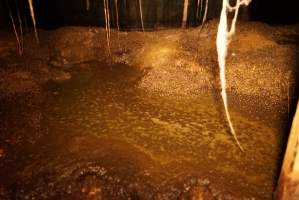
2, 63, 286, 200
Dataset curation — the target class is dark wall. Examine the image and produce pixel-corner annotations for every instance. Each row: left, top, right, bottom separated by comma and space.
1, 0, 299, 30
0, 0, 9, 27
249, 0, 299, 25
0, 0, 31, 28
35, 0, 218, 29
0, 0, 219, 30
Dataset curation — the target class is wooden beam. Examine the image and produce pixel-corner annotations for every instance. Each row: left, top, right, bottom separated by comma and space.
276, 101, 299, 200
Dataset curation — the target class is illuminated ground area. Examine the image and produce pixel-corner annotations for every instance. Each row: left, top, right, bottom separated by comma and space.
0, 20, 298, 199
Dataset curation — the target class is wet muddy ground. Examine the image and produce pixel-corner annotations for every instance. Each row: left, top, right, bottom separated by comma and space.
0, 20, 299, 199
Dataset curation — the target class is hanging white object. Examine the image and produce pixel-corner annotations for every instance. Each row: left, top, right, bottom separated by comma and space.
201, 0, 209, 28
216, 0, 251, 151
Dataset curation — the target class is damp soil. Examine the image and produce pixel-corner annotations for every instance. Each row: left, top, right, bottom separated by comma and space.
0, 20, 298, 199
0, 63, 286, 200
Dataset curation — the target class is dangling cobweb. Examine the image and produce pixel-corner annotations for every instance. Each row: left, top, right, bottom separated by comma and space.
103, 0, 111, 56
201, 0, 209, 28
182, 0, 189, 28
7, 1, 22, 55
216, 0, 251, 151
28, 0, 39, 43
139, 0, 145, 31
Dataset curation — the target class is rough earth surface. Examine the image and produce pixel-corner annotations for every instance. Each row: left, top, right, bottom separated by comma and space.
0, 20, 298, 200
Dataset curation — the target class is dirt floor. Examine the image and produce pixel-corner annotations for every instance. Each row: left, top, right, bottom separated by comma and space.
0, 20, 299, 199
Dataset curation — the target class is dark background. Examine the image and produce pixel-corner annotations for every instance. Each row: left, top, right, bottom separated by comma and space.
0, 0, 299, 30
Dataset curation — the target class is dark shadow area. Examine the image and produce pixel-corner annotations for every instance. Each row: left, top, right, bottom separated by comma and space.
0, 0, 216, 30
249, 0, 299, 25
1, 0, 299, 29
